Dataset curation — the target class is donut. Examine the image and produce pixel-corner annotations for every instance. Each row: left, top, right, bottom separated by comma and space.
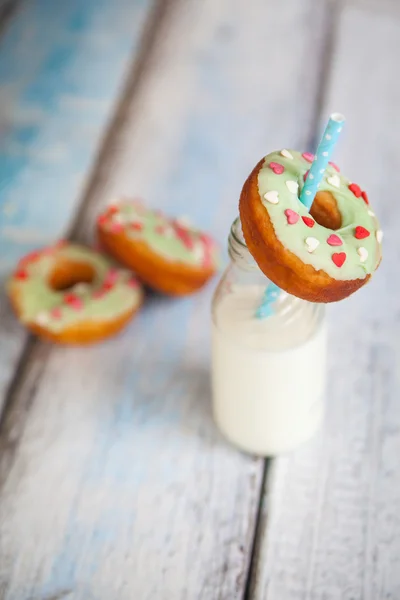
239, 149, 382, 303
97, 200, 221, 295
7, 242, 143, 344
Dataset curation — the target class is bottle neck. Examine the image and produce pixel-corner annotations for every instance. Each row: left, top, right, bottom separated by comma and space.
228, 217, 265, 274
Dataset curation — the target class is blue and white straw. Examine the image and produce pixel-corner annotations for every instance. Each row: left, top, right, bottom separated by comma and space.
300, 112, 345, 209
255, 112, 345, 319
256, 281, 280, 319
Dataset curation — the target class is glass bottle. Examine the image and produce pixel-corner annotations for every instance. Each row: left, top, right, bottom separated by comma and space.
211, 218, 327, 456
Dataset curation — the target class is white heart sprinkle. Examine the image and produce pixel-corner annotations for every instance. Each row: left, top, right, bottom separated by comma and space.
327, 174, 340, 188
376, 230, 383, 243
280, 149, 293, 159
176, 215, 192, 227
305, 190, 311, 196
320, 169, 325, 174
309, 174, 314, 180
357, 247, 368, 263
286, 180, 298, 194
367, 210, 375, 217
72, 283, 89, 294
35, 311, 50, 326
305, 237, 320, 253
264, 190, 279, 204
325, 134, 332, 140
338, 127, 342, 132
322, 151, 329, 157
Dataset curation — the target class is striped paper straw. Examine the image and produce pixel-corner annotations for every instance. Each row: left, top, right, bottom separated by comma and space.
300, 112, 345, 209
255, 112, 344, 319
255, 281, 280, 319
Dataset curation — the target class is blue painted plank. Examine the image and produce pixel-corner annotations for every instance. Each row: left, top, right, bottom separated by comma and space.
0, 0, 153, 403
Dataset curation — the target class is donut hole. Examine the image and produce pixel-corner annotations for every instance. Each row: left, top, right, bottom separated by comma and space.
309, 190, 342, 230
49, 259, 95, 291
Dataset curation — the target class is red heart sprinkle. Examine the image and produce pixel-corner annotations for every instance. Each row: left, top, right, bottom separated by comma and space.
269, 162, 285, 175
15, 269, 28, 280
354, 226, 370, 239
303, 170, 309, 181
302, 152, 314, 163
284, 209, 299, 225
329, 161, 340, 172
302, 216, 315, 228
97, 214, 108, 226
131, 222, 143, 231
332, 252, 346, 267
327, 234, 342, 246
361, 190, 369, 205
349, 183, 362, 198
108, 205, 118, 214
103, 281, 115, 292
64, 294, 83, 310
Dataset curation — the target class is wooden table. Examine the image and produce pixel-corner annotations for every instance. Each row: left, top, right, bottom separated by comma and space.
0, 0, 397, 598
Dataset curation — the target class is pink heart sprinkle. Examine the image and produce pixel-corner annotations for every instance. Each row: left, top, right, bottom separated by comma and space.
128, 278, 139, 289
327, 234, 342, 246
105, 268, 119, 285
302, 152, 314, 163
93, 289, 106, 299
51, 307, 62, 319
110, 222, 123, 234
269, 162, 285, 175
284, 209, 299, 225
329, 161, 340, 172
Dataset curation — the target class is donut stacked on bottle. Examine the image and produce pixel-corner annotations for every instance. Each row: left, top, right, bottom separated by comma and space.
239, 149, 382, 302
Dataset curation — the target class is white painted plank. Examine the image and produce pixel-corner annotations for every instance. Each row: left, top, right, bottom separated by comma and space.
0, 0, 153, 411
253, 6, 400, 599
0, 0, 329, 598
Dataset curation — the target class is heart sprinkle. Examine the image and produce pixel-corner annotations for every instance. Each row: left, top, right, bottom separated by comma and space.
348, 183, 362, 198
280, 149, 293, 159
329, 161, 340, 172
327, 174, 340, 188
327, 234, 343, 246
361, 190, 369, 205
284, 209, 299, 225
269, 162, 285, 175
354, 226, 370, 239
305, 237, 319, 253
15, 269, 28, 280
302, 152, 314, 163
264, 190, 279, 204
301, 216, 315, 228
286, 180, 299, 194
35, 312, 50, 326
332, 252, 346, 267
110, 222, 124, 234
303, 170, 309, 181
357, 247, 368, 263
376, 230, 383, 243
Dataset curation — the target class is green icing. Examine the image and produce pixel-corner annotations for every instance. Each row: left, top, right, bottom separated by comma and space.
7, 244, 142, 333
257, 150, 382, 280
103, 201, 220, 268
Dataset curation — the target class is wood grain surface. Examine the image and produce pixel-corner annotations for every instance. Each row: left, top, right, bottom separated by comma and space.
251, 4, 399, 599
0, 0, 154, 412
0, 0, 333, 598
0, 0, 397, 598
